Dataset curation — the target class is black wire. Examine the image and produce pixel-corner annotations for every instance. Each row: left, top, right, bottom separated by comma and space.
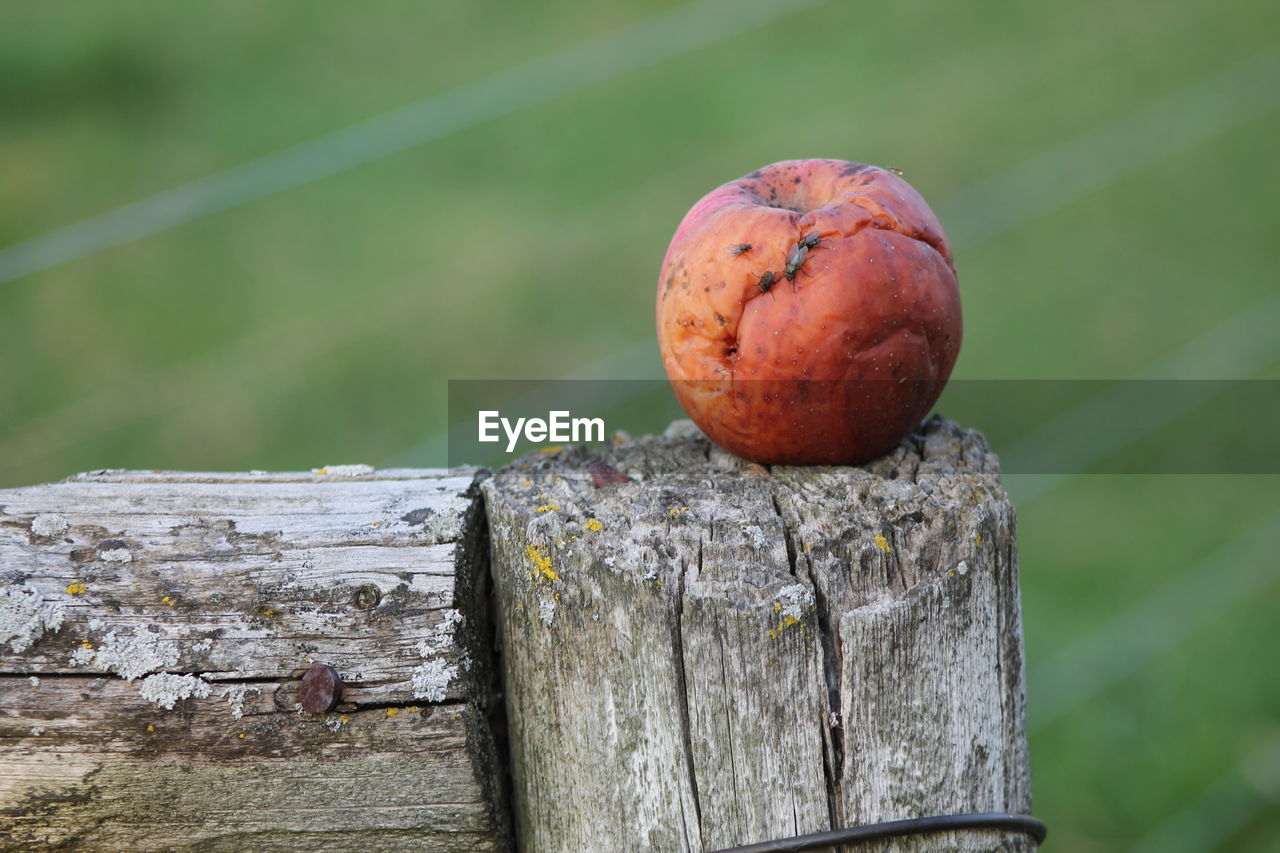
711, 812, 1048, 852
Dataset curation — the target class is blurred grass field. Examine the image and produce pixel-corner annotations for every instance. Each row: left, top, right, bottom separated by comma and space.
2, 1, 1278, 849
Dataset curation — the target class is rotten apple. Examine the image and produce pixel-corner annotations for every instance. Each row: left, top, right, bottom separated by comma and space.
656, 158, 961, 465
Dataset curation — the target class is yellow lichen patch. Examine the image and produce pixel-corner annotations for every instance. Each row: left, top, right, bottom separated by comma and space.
80, 638, 93, 650
668, 506, 690, 517
263, 609, 275, 617
146, 724, 155, 732
774, 602, 782, 613
238, 733, 246, 739
768, 615, 800, 639
522, 479, 532, 487
65, 581, 86, 595
526, 544, 559, 581
536, 503, 561, 513
803, 542, 812, 552
370, 520, 383, 526
539, 445, 564, 455
407, 706, 420, 714
975, 533, 983, 547
874, 534, 890, 553
385, 708, 399, 718
313, 467, 329, 475
161, 596, 170, 603
586, 518, 603, 532
339, 715, 350, 724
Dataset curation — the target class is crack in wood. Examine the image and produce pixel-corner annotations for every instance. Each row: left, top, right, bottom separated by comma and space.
673, 553, 706, 850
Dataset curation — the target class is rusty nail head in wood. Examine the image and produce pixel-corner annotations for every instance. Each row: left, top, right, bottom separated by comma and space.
299, 664, 343, 714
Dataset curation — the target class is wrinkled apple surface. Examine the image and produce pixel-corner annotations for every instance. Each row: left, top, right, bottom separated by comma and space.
656, 159, 962, 465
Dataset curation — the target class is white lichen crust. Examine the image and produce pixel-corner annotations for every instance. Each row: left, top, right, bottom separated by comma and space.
0, 584, 65, 653
71, 625, 180, 681
138, 673, 212, 709
411, 658, 456, 703
31, 514, 70, 538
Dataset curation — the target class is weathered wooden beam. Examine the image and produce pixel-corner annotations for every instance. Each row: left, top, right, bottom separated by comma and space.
0, 467, 510, 851
484, 417, 1032, 851
2, 418, 1035, 852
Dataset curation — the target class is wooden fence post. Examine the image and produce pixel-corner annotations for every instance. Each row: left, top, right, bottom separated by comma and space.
484, 417, 1033, 851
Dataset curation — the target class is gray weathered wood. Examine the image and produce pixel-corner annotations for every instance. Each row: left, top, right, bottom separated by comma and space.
484, 417, 1032, 852
2, 418, 1034, 851
0, 467, 510, 851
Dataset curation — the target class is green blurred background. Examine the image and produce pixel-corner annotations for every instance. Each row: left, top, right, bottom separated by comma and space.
2, 1, 1277, 848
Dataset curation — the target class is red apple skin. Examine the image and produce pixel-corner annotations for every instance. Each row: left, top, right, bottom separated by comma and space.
656, 159, 961, 465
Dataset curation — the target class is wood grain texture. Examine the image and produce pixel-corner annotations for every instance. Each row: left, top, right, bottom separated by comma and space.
0, 467, 510, 852
484, 417, 1033, 852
